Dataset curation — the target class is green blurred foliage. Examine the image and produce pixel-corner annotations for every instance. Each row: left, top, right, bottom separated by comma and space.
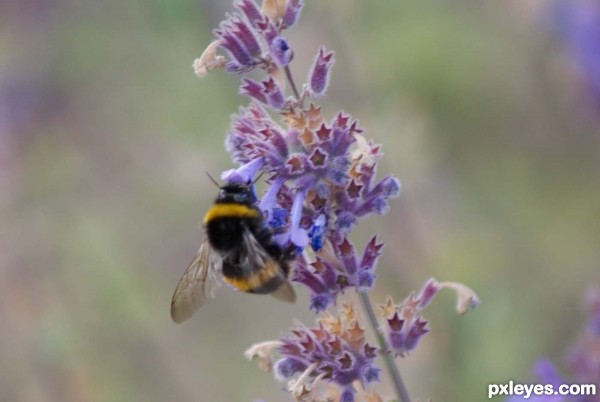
1, 1, 599, 401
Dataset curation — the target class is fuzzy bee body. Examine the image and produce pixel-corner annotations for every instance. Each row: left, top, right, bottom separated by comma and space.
171, 183, 296, 323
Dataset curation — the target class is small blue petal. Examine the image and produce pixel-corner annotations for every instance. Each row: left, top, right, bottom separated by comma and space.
533, 359, 563, 386
221, 157, 265, 184
339, 387, 355, 402
290, 188, 309, 248
374, 198, 388, 214
291, 228, 309, 249
357, 270, 375, 290
268, 207, 288, 229
270, 36, 293, 67
383, 177, 401, 197
336, 211, 357, 232
310, 293, 333, 313
308, 214, 326, 251
363, 365, 381, 383
274, 357, 305, 381
310, 235, 323, 252
315, 182, 330, 198
259, 176, 285, 214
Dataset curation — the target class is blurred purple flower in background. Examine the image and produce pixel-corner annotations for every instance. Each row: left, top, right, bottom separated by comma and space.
551, 0, 600, 110
506, 288, 600, 402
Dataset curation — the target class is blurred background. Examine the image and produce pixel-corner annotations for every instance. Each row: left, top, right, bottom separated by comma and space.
2, 0, 600, 401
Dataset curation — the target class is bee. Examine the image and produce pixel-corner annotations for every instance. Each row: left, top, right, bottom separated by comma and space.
170, 180, 296, 323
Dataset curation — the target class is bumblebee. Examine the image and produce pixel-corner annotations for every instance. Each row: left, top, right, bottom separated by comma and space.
171, 182, 296, 323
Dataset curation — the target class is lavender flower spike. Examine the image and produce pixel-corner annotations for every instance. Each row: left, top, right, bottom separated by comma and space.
189, 1, 480, 401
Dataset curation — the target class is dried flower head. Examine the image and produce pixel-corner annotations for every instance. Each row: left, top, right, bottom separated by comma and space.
193, 40, 227, 78
244, 340, 283, 372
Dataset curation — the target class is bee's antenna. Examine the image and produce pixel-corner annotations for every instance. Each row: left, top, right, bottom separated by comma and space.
251, 171, 266, 186
205, 171, 221, 188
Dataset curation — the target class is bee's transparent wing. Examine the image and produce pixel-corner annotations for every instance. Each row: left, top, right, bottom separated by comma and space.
240, 229, 296, 303
170, 240, 222, 323
269, 278, 296, 303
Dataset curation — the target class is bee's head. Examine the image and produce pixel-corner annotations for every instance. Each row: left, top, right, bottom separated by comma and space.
216, 183, 257, 205
206, 171, 260, 205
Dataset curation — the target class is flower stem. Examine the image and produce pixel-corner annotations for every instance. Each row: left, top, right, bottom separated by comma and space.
285, 65, 301, 100
358, 291, 411, 402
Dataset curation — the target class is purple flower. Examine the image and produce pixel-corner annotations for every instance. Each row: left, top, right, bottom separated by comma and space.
270, 36, 293, 67
236, 0, 263, 29
292, 236, 384, 312
551, 0, 600, 110
240, 77, 287, 109
274, 307, 380, 392
194, 0, 300, 77
505, 360, 568, 402
307, 47, 335, 96
340, 387, 356, 402
507, 288, 600, 402
379, 279, 479, 356
283, 0, 304, 29
215, 15, 261, 72
308, 214, 326, 251
566, 287, 600, 387
221, 156, 265, 184
385, 311, 429, 357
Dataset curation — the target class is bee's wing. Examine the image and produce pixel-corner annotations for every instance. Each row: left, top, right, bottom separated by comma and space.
240, 229, 296, 303
170, 240, 222, 323
270, 279, 296, 303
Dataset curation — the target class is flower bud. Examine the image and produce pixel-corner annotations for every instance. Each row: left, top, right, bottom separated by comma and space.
307, 47, 335, 96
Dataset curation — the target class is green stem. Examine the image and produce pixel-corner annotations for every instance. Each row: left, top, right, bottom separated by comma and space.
358, 291, 411, 402
284, 65, 301, 101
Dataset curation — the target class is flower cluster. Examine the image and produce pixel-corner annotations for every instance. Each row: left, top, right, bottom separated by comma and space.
194, 0, 302, 77
223, 90, 400, 254
507, 287, 600, 402
273, 304, 380, 401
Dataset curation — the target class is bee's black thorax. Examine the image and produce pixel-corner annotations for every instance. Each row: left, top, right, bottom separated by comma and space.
204, 184, 260, 253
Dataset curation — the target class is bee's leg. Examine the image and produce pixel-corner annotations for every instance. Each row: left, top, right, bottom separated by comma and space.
271, 226, 288, 235
281, 244, 299, 261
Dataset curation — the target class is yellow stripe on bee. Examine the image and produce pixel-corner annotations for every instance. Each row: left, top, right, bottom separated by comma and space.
223, 261, 279, 292
203, 203, 259, 224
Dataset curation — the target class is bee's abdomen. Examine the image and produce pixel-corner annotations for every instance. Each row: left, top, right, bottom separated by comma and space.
222, 260, 285, 294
